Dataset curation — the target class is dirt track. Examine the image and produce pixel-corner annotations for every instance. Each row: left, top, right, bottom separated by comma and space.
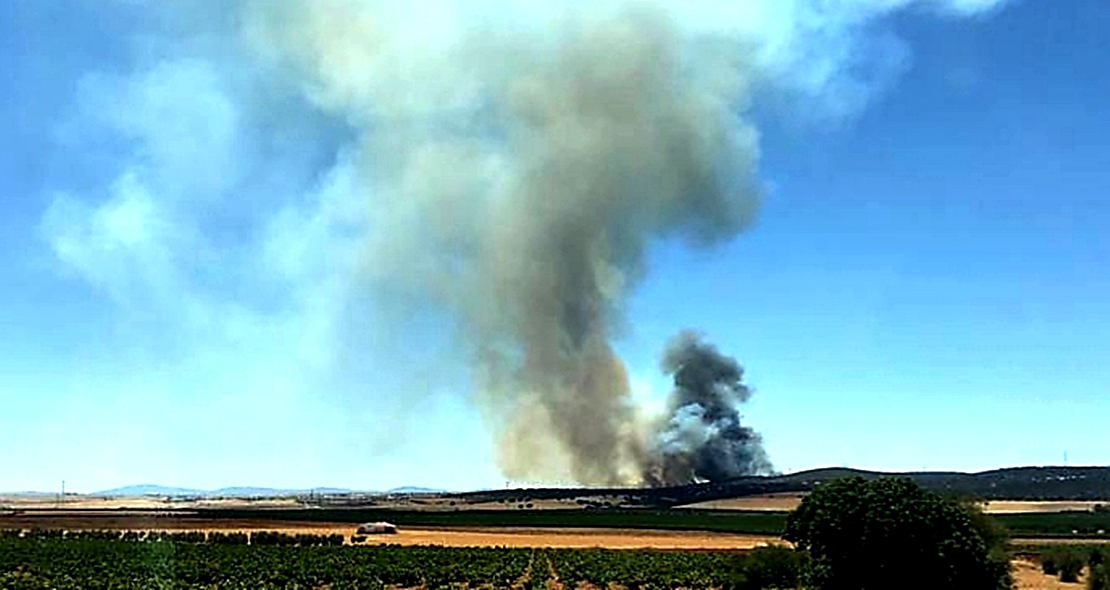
361, 527, 782, 549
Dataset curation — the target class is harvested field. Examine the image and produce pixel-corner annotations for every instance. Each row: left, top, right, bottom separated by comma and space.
1014, 537, 1110, 545
682, 493, 804, 511
987, 501, 1109, 514
0, 510, 779, 549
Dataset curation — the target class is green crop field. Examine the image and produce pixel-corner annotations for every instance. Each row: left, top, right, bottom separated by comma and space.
194, 507, 1110, 538
0, 533, 784, 590
996, 511, 1110, 538
196, 507, 790, 535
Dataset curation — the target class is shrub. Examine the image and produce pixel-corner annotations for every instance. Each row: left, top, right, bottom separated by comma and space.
1042, 547, 1087, 582
1090, 564, 1110, 590
208, 532, 248, 545
250, 531, 298, 546
1091, 548, 1108, 569
736, 545, 804, 590
1042, 554, 1060, 576
783, 477, 1013, 590
1060, 556, 1084, 583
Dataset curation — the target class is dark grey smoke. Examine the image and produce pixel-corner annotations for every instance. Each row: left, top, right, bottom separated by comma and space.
642, 331, 771, 486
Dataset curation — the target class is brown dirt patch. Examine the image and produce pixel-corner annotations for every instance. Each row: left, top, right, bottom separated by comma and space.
1013, 559, 1087, 589
682, 493, 804, 511
0, 511, 779, 549
987, 501, 1108, 514
357, 528, 781, 549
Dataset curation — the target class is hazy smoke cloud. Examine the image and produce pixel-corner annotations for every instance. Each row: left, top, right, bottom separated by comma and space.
39, 0, 1012, 488
241, 0, 1009, 485
643, 331, 770, 485
247, 3, 762, 484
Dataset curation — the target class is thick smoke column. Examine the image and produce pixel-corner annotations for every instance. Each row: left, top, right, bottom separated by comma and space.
246, 1, 763, 485
239, 0, 1011, 485
35, 0, 1013, 488
643, 331, 770, 486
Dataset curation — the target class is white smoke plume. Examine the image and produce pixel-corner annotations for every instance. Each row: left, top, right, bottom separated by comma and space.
245, 1, 765, 484
41, 0, 1011, 487
240, 0, 1008, 485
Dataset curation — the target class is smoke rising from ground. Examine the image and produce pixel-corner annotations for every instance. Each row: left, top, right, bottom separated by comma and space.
33, 0, 1013, 488
21, 0, 1016, 487
248, 2, 763, 485
243, 0, 1004, 485
644, 331, 770, 485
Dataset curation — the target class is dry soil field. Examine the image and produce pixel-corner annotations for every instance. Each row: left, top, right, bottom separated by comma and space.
0, 510, 780, 549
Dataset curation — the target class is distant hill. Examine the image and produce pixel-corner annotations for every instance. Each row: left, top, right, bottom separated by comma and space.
763, 465, 1110, 501
209, 487, 354, 497
87, 485, 447, 498
91, 485, 356, 498
449, 466, 1110, 507
93, 485, 208, 497
67, 467, 1110, 504
387, 486, 446, 494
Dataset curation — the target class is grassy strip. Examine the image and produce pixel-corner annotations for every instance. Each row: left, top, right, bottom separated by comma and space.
192, 508, 789, 535
996, 512, 1110, 538
191, 508, 1110, 538
1011, 541, 1110, 556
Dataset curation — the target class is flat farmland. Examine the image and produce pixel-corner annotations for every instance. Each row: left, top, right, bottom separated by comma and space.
0, 509, 779, 549
681, 495, 1110, 515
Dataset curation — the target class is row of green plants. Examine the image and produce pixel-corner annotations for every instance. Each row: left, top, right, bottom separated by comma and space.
2, 529, 343, 546
0, 538, 534, 589
541, 545, 801, 590
0, 537, 797, 590
194, 506, 790, 534
995, 511, 1110, 538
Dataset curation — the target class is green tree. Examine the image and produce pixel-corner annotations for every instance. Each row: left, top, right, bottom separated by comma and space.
783, 477, 1013, 590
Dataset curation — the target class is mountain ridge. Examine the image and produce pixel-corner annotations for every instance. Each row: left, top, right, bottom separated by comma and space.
86, 485, 443, 498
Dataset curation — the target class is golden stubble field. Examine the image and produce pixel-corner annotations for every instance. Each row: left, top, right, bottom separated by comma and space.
682, 494, 1109, 514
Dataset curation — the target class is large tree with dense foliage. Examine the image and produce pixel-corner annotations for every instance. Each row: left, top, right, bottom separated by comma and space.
783, 477, 1013, 590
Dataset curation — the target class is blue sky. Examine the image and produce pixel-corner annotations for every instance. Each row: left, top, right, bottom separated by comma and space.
1, 0, 1107, 493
